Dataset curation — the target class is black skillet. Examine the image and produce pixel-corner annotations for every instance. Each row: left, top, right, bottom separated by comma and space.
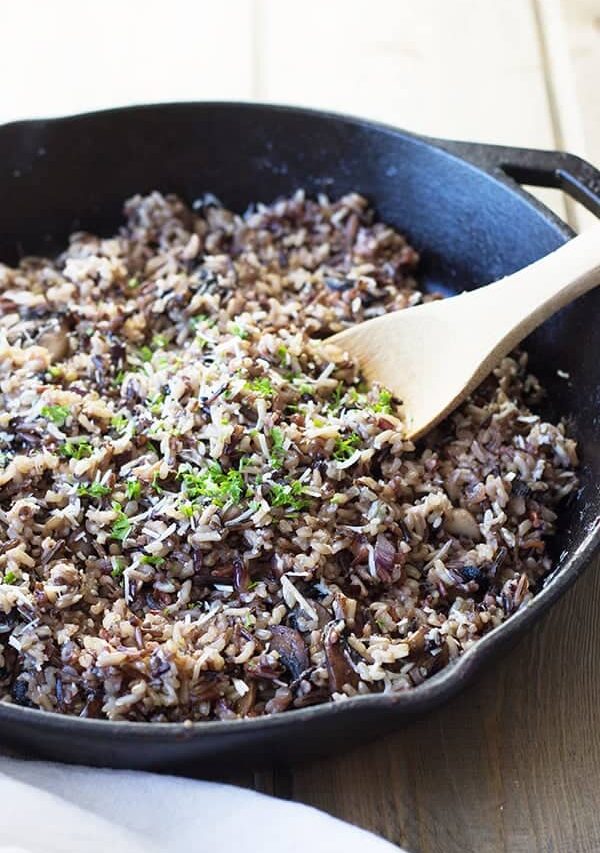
0, 103, 598, 769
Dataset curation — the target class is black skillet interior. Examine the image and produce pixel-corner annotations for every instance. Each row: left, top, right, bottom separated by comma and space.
0, 102, 598, 768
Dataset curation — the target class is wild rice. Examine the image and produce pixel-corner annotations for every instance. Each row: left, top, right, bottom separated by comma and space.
0, 190, 577, 720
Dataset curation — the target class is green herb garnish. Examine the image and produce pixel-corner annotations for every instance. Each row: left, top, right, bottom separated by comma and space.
140, 554, 165, 567
372, 388, 394, 414
77, 481, 111, 499
125, 479, 142, 500
110, 414, 130, 433
269, 427, 285, 469
41, 404, 70, 427
152, 333, 168, 349
277, 345, 288, 367
111, 557, 125, 579
333, 434, 361, 462
138, 345, 153, 363
327, 382, 345, 414
110, 502, 132, 542
179, 462, 244, 507
230, 322, 249, 340
147, 393, 165, 415
3, 571, 17, 585
127, 277, 139, 289
179, 501, 196, 518
268, 480, 307, 512
60, 439, 93, 460
151, 472, 163, 494
112, 370, 126, 388
245, 377, 274, 398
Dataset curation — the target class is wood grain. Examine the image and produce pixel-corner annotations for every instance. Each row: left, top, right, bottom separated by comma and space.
0, 0, 256, 123
255, 0, 567, 221
557, 0, 600, 229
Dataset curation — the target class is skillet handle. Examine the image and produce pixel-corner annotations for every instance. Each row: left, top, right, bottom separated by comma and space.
431, 139, 600, 219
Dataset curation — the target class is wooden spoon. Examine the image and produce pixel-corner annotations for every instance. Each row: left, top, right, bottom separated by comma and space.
328, 226, 600, 440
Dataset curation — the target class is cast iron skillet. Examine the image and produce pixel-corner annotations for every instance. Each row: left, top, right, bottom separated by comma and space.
0, 103, 598, 770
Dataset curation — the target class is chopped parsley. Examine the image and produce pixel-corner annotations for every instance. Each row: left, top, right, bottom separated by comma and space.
268, 480, 307, 512
140, 554, 165, 567
347, 386, 366, 406
41, 404, 70, 427
138, 345, 153, 363
333, 434, 361, 461
125, 479, 142, 500
111, 557, 125, 579
110, 414, 130, 433
60, 439, 93, 460
179, 501, 196, 518
190, 314, 216, 331
152, 333, 168, 349
372, 388, 394, 414
230, 322, 249, 340
112, 370, 126, 388
147, 393, 165, 415
48, 365, 63, 379
77, 481, 111, 499
179, 462, 245, 507
269, 427, 285, 469
110, 503, 132, 542
3, 571, 17, 585
245, 377, 275, 398
151, 472, 163, 494
277, 345, 288, 367
327, 382, 345, 414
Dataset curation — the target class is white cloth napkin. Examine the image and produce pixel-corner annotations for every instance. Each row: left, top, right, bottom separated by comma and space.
0, 757, 404, 853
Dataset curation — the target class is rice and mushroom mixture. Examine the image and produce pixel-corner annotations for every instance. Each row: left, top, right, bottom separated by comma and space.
0, 191, 577, 721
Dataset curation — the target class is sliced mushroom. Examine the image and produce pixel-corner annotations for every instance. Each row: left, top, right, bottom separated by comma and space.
37, 323, 70, 361
269, 625, 309, 680
445, 507, 482, 540
322, 620, 358, 694
236, 680, 256, 716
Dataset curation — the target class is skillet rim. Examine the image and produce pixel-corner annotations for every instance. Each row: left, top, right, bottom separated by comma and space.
0, 99, 597, 741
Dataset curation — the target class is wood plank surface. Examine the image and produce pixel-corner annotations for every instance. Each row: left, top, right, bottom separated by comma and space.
0, 0, 256, 123
255, 0, 568, 220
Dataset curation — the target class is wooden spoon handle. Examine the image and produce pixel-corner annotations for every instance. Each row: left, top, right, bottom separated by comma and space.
464, 224, 600, 349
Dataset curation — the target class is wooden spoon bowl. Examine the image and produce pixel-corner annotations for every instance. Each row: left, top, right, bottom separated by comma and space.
328, 226, 600, 439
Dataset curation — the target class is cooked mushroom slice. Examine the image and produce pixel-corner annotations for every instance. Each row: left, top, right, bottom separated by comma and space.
322, 620, 358, 694
37, 322, 70, 361
269, 625, 309, 680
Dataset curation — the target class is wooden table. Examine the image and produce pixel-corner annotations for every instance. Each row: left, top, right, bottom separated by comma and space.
4, 1, 599, 849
